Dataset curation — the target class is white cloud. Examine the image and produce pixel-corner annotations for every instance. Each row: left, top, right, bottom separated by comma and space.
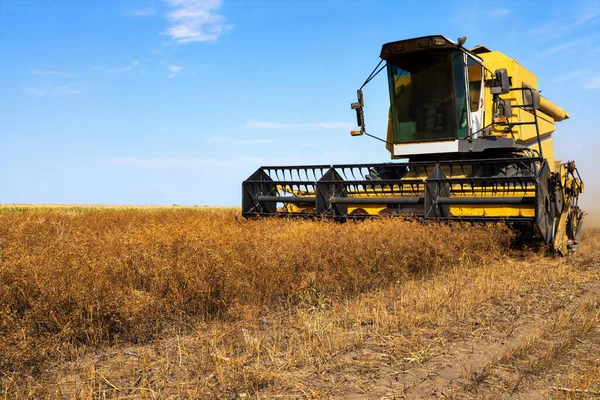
31, 70, 73, 77
163, 0, 233, 43
151, 43, 169, 56
574, 11, 600, 26
487, 9, 512, 18
555, 69, 589, 83
23, 86, 81, 97
246, 121, 353, 130
127, 8, 157, 17
584, 76, 600, 89
110, 156, 265, 170
110, 153, 361, 171
552, 70, 600, 90
93, 60, 140, 73
168, 64, 183, 78
538, 39, 583, 56
206, 135, 273, 145
23, 88, 48, 96
528, 10, 599, 39
298, 142, 319, 148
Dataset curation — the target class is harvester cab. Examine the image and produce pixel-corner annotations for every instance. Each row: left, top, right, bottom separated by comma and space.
242, 35, 585, 254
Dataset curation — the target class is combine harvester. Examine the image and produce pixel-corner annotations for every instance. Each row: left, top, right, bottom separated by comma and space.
242, 35, 585, 254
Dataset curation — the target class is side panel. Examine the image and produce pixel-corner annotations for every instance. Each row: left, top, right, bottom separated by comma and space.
478, 51, 560, 172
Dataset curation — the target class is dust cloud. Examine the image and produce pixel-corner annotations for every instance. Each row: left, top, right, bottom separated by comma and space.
579, 187, 598, 229
555, 137, 598, 229
584, 201, 600, 229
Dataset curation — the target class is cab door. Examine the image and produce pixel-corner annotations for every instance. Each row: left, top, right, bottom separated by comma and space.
466, 56, 485, 138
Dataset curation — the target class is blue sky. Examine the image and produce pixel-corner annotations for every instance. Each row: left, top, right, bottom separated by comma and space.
0, 0, 599, 207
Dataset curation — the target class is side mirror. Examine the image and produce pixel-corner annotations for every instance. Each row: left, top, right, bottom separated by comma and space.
350, 90, 365, 136
491, 68, 510, 94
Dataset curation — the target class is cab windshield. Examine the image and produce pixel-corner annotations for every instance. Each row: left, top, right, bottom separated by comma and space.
387, 50, 469, 143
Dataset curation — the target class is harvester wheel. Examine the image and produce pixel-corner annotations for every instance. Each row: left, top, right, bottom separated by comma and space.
536, 163, 556, 245
350, 208, 369, 216
379, 208, 395, 217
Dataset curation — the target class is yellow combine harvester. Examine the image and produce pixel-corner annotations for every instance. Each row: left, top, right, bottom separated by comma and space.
242, 35, 585, 254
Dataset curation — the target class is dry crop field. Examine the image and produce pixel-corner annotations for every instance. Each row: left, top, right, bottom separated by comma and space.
0, 206, 598, 399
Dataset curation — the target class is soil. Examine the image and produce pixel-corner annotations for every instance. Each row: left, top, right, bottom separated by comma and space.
334, 262, 600, 399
